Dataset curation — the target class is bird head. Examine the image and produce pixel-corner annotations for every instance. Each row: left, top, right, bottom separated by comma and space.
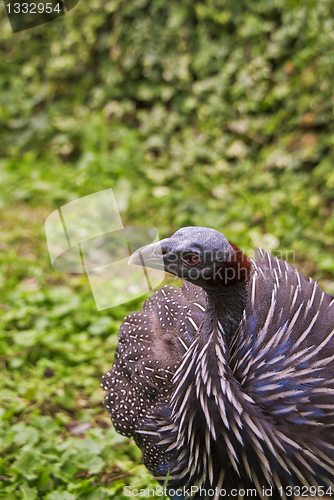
129, 227, 252, 292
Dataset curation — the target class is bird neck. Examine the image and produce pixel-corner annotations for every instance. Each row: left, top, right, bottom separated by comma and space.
203, 281, 249, 345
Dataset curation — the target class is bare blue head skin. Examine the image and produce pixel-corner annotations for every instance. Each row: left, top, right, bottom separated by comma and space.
129, 226, 251, 294
129, 227, 252, 339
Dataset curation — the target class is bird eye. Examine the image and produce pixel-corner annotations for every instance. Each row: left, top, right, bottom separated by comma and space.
183, 253, 199, 266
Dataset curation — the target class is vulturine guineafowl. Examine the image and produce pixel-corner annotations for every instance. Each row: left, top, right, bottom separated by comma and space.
101, 227, 334, 500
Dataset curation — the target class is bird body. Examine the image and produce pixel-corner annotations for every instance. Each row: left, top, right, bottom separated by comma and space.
102, 227, 334, 499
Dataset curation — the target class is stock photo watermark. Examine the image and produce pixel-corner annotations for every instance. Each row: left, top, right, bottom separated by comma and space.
45, 188, 165, 310
3, 0, 79, 32
122, 484, 307, 498
123, 484, 331, 498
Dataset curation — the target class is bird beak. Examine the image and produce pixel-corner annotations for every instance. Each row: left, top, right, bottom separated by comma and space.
128, 239, 168, 271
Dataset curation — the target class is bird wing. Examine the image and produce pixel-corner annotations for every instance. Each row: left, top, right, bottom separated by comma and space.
101, 281, 206, 477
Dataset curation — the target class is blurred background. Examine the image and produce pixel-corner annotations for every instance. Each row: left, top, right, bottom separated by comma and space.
1, 0, 334, 498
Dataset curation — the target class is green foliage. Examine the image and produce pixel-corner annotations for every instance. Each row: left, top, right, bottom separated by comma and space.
0, 0, 334, 265
0, 208, 158, 498
1, 0, 334, 497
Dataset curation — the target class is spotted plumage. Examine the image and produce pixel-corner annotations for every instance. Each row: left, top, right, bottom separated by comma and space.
102, 227, 334, 499
101, 282, 206, 476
